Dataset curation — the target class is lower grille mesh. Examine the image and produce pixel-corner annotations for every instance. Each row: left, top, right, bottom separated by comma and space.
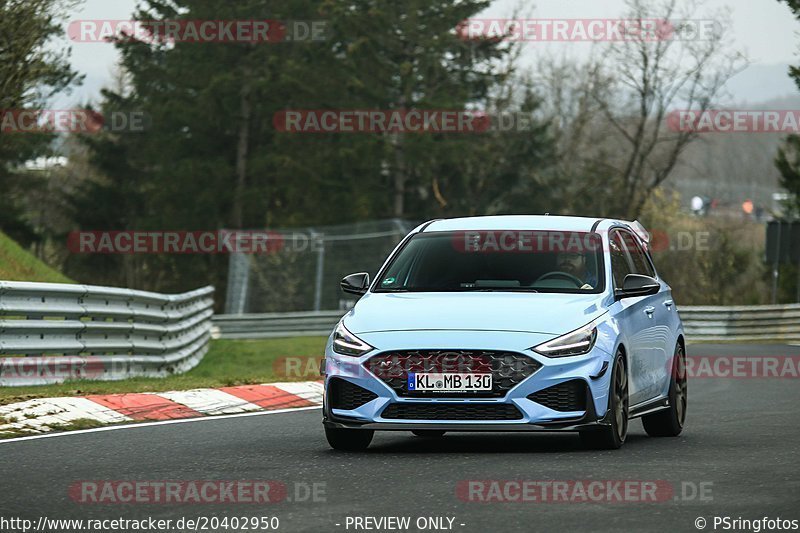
365, 350, 541, 398
528, 380, 588, 412
381, 403, 523, 421
328, 378, 377, 410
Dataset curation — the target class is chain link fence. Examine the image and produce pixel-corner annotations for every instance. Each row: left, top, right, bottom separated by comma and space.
224, 219, 416, 314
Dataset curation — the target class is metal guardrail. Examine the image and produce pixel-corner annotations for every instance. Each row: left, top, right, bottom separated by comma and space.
0, 281, 215, 386
212, 311, 344, 339
213, 304, 800, 343
680, 304, 800, 342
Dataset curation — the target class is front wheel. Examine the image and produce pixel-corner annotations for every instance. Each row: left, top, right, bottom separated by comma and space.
325, 427, 374, 451
642, 342, 687, 437
580, 351, 628, 450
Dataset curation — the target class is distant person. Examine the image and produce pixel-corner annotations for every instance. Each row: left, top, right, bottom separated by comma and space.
691, 195, 704, 215
742, 199, 754, 217
701, 195, 712, 216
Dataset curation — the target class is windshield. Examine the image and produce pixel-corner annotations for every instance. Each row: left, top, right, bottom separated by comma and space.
374, 230, 605, 293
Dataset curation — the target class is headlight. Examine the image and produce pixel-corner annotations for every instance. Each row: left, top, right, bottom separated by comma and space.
533, 321, 599, 358
332, 322, 373, 356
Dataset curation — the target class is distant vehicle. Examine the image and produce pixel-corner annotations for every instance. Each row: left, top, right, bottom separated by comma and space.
321, 216, 687, 451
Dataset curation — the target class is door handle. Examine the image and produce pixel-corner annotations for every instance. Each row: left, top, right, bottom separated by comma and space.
644, 306, 656, 317
663, 300, 674, 309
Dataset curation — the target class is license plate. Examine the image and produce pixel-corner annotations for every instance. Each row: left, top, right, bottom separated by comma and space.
407, 373, 492, 392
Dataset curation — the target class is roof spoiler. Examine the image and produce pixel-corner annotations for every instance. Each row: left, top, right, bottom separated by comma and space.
624, 220, 651, 246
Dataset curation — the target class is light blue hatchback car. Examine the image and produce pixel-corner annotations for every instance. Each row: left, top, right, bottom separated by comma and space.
322, 215, 687, 451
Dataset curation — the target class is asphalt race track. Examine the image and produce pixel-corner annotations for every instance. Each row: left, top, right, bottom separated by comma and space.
1, 344, 798, 533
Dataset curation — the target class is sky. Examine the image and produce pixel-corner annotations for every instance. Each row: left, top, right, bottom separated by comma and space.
60, 0, 800, 106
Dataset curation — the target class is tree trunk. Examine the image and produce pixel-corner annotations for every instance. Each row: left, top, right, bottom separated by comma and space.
392, 130, 407, 217
232, 69, 252, 229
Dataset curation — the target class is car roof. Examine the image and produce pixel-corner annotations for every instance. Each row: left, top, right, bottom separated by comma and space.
419, 215, 604, 233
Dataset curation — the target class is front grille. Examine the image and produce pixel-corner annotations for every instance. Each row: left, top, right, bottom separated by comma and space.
381, 403, 523, 421
365, 350, 541, 398
328, 378, 378, 410
528, 380, 588, 412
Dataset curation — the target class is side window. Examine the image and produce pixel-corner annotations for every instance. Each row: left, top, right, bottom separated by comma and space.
609, 231, 634, 289
619, 230, 656, 278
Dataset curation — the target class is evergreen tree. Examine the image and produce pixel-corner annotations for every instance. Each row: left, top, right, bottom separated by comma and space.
776, 0, 800, 215
0, 0, 83, 244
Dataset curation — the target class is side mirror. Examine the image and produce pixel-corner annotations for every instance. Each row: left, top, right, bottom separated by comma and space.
616, 274, 660, 299
340, 272, 370, 296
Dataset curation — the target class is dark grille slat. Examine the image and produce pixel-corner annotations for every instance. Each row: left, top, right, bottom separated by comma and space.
328, 378, 378, 410
366, 350, 541, 398
528, 380, 587, 412
381, 403, 523, 421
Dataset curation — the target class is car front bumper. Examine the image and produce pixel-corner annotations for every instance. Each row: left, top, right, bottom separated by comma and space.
321, 330, 616, 432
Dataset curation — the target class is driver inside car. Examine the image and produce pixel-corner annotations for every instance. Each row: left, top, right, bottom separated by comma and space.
555, 251, 597, 290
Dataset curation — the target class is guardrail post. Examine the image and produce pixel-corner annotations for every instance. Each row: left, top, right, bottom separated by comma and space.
310, 229, 325, 312
225, 250, 249, 315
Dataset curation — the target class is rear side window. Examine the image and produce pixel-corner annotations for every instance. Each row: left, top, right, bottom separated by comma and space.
618, 230, 656, 278
609, 232, 633, 289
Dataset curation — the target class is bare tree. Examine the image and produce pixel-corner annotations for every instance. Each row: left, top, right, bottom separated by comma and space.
536, 0, 746, 219
532, 55, 620, 214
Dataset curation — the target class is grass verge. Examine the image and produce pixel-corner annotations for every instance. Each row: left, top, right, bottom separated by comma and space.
0, 230, 73, 283
0, 337, 327, 406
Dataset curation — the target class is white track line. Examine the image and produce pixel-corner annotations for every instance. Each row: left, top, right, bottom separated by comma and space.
0, 405, 321, 445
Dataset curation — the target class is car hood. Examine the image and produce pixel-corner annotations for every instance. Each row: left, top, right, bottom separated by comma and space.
343, 292, 607, 336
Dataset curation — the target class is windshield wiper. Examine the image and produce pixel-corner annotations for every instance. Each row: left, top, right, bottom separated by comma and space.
491, 288, 539, 292
458, 287, 539, 293
378, 287, 539, 293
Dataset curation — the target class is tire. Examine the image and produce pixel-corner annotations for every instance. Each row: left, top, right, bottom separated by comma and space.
580, 351, 628, 450
642, 342, 687, 437
411, 430, 446, 438
325, 427, 374, 451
